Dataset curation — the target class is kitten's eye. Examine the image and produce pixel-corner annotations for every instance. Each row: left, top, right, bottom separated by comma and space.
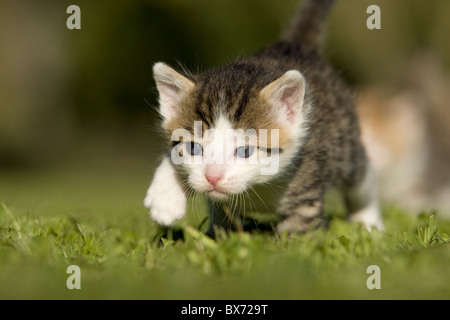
235, 146, 255, 158
186, 142, 203, 156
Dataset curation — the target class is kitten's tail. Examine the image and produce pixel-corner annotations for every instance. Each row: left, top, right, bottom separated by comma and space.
283, 0, 335, 53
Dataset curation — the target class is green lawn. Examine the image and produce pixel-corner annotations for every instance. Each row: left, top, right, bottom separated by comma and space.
0, 133, 449, 300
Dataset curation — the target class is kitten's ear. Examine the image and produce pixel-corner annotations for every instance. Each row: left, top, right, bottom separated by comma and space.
260, 70, 306, 124
153, 62, 194, 122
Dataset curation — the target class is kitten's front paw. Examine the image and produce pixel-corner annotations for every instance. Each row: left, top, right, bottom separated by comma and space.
144, 158, 187, 226
144, 188, 186, 226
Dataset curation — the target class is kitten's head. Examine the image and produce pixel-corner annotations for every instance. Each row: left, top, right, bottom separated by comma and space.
153, 62, 310, 200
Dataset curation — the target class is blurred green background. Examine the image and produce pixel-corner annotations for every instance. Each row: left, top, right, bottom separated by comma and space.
1, 0, 450, 170
1, 0, 450, 300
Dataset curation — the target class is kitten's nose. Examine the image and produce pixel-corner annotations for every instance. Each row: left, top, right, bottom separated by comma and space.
205, 173, 222, 187
205, 165, 225, 187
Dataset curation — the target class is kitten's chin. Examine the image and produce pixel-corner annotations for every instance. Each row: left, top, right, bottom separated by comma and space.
206, 189, 230, 201
193, 182, 245, 201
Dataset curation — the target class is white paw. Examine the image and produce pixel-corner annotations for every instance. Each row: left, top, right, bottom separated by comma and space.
144, 157, 187, 226
347, 163, 384, 231
349, 201, 384, 231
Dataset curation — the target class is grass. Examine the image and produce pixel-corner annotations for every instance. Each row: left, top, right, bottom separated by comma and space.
1, 135, 450, 300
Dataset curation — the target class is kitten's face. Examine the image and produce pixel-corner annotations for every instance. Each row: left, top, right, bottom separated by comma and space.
172, 116, 285, 200
153, 62, 309, 201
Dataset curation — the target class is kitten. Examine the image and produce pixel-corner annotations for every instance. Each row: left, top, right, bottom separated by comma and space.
144, 0, 383, 236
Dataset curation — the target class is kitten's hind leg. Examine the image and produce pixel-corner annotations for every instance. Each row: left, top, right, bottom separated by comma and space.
345, 163, 384, 231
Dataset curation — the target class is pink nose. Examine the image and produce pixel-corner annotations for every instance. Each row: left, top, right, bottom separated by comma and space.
206, 174, 222, 187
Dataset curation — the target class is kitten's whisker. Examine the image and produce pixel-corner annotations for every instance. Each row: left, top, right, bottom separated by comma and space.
241, 193, 246, 229
234, 193, 243, 232
262, 181, 283, 192
248, 185, 272, 215
243, 189, 260, 232
244, 189, 256, 213
232, 194, 239, 229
